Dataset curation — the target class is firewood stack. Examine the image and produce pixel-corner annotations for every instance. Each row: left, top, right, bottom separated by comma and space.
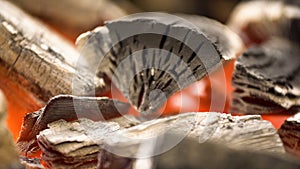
0, 0, 300, 169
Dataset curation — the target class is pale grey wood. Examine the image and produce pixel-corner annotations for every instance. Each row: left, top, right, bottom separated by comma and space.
37, 112, 285, 168
102, 112, 285, 157
76, 14, 243, 117
17, 95, 130, 156
231, 38, 300, 114
0, 0, 107, 103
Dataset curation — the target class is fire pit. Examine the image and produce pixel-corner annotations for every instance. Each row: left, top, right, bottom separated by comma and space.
0, 0, 300, 169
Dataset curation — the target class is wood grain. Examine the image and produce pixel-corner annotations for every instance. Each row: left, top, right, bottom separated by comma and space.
76, 14, 243, 117
17, 95, 130, 156
0, 0, 107, 104
37, 112, 285, 168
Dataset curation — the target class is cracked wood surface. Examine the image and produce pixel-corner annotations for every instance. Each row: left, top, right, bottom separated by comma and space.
76, 14, 243, 117
17, 95, 131, 156
0, 0, 106, 104
36, 112, 284, 168
231, 38, 300, 114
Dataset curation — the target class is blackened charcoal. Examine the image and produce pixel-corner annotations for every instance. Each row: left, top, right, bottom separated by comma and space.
278, 113, 300, 157
76, 13, 243, 117
17, 95, 130, 156
231, 38, 300, 114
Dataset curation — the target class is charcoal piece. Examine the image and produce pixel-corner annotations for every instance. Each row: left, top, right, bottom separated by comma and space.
17, 95, 130, 156
228, 0, 300, 44
37, 112, 284, 169
278, 113, 300, 157
231, 38, 300, 114
0, 90, 22, 169
151, 135, 300, 169
0, 0, 107, 103
76, 13, 243, 117
102, 112, 284, 158
37, 118, 121, 169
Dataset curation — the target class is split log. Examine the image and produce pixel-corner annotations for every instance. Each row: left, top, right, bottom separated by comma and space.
278, 113, 300, 157
9, 0, 129, 39
151, 136, 300, 169
17, 95, 130, 156
76, 14, 243, 117
231, 38, 300, 114
37, 112, 285, 168
0, 0, 107, 104
228, 0, 300, 45
0, 90, 22, 169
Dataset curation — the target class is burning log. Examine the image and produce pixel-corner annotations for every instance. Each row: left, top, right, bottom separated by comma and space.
228, 0, 300, 45
76, 14, 243, 117
0, 90, 22, 168
37, 112, 285, 168
0, 0, 107, 104
17, 95, 131, 156
231, 38, 300, 114
278, 112, 300, 157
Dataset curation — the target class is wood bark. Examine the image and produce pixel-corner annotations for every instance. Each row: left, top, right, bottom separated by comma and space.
0, 0, 107, 104
76, 14, 243, 116
17, 95, 131, 156
231, 38, 300, 114
278, 113, 300, 157
36, 112, 285, 168
0, 90, 22, 169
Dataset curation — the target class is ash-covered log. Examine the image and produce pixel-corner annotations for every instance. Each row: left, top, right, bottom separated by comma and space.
76, 13, 243, 117
37, 112, 285, 168
231, 38, 300, 114
0, 90, 22, 169
278, 113, 300, 157
228, 0, 300, 45
17, 95, 131, 156
0, 0, 107, 104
